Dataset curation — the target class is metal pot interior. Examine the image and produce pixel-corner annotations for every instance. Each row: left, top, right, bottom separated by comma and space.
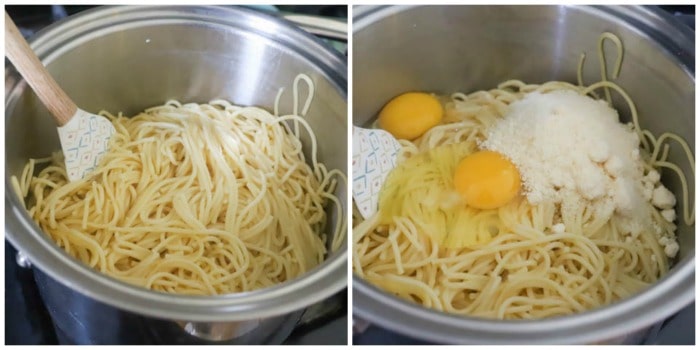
5, 5, 347, 322
353, 5, 694, 344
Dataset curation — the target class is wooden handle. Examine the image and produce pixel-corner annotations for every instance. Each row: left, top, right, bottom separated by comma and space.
5, 12, 77, 126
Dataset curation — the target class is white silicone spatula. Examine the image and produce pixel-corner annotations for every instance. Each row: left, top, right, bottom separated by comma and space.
5, 12, 116, 182
352, 126, 401, 219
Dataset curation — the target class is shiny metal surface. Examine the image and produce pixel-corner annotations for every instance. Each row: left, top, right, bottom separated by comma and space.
353, 5, 694, 344
15, 251, 32, 269
5, 5, 347, 344
34, 269, 302, 344
281, 14, 347, 40
177, 320, 261, 341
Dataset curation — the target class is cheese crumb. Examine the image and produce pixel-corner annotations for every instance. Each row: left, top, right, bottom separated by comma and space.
642, 182, 654, 201
552, 223, 566, 233
631, 149, 640, 160
661, 209, 676, 223
652, 186, 676, 209
645, 169, 661, 184
664, 241, 679, 258
604, 156, 624, 178
479, 90, 680, 253
588, 142, 609, 163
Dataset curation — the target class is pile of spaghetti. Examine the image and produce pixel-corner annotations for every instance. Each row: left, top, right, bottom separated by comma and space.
353, 33, 694, 319
14, 75, 345, 295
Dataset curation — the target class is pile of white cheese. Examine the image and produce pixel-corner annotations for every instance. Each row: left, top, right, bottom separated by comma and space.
481, 90, 678, 257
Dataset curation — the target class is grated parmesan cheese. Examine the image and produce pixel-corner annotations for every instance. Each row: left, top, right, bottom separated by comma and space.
480, 90, 679, 256
481, 90, 643, 214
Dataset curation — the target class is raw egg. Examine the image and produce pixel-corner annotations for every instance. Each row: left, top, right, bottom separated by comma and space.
378, 92, 443, 140
377, 143, 509, 248
454, 151, 521, 209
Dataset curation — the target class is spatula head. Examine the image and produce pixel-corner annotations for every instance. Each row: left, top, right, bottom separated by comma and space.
352, 127, 401, 219
57, 108, 116, 182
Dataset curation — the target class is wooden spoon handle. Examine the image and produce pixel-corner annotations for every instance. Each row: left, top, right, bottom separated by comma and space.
5, 11, 77, 126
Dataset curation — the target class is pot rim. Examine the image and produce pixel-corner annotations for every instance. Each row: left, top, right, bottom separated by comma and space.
352, 5, 694, 344
5, 5, 348, 322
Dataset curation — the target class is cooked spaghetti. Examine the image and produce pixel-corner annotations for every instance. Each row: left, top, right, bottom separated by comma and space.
14, 75, 346, 295
353, 33, 694, 319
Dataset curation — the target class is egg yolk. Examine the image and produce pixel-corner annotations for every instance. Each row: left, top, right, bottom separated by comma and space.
454, 151, 521, 210
378, 92, 443, 140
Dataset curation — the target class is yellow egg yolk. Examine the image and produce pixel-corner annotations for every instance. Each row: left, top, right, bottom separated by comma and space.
378, 92, 443, 140
454, 150, 521, 210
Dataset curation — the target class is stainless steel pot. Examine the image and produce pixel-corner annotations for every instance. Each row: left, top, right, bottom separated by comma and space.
353, 5, 694, 344
5, 5, 347, 344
